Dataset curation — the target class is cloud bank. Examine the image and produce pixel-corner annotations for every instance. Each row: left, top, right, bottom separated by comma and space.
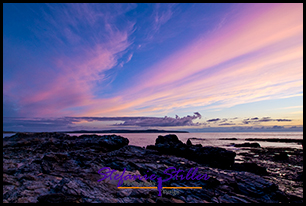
3, 112, 202, 132
242, 117, 292, 124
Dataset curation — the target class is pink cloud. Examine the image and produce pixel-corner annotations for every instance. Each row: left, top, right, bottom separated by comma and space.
4, 4, 136, 117
80, 3, 302, 117
135, 3, 302, 90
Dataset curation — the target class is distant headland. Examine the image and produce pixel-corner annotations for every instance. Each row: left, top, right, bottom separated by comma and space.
3, 129, 188, 134
58, 129, 189, 133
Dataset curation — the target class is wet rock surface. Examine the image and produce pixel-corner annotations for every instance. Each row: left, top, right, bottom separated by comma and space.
3, 132, 303, 203
234, 146, 303, 200
245, 138, 303, 143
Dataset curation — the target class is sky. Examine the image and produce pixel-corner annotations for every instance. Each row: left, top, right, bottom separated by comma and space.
3, 3, 303, 132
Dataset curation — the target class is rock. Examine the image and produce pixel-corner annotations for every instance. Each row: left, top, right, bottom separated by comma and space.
192, 146, 236, 169
3, 174, 18, 185
188, 137, 206, 140
245, 138, 303, 143
17, 197, 35, 203
154, 134, 236, 169
37, 193, 82, 203
155, 137, 187, 155
145, 198, 156, 203
146, 145, 157, 150
219, 138, 238, 140
234, 142, 261, 148
171, 198, 185, 203
273, 152, 288, 161
186, 139, 192, 146
156, 197, 175, 203
117, 190, 132, 197
232, 163, 268, 176
295, 172, 303, 181
156, 134, 182, 145
97, 134, 129, 150
132, 198, 144, 203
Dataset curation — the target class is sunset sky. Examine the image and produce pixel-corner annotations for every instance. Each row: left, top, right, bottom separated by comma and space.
3, 3, 303, 132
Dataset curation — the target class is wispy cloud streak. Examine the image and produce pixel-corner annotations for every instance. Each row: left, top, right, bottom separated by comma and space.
4, 3, 136, 117
83, 3, 302, 117
242, 117, 292, 124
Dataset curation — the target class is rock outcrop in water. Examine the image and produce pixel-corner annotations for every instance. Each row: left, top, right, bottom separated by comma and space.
146, 134, 236, 169
3, 132, 302, 203
234, 142, 261, 148
186, 139, 192, 146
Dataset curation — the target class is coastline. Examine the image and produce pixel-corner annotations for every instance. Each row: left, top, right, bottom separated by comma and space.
3, 132, 303, 203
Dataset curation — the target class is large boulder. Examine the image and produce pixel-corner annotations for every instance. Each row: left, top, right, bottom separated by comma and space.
155, 134, 182, 145
154, 134, 187, 155
192, 146, 236, 169
97, 135, 129, 150
186, 139, 192, 146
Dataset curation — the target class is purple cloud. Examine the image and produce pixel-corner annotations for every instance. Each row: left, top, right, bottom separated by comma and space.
207, 118, 220, 122
219, 123, 236, 126
3, 112, 203, 131
242, 117, 292, 124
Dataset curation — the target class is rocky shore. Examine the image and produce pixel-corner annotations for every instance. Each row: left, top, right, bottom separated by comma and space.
3, 133, 303, 203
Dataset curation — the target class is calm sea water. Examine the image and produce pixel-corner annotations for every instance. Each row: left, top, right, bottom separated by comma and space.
3, 132, 303, 149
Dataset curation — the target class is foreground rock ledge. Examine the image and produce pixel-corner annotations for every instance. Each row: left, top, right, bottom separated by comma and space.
3, 132, 302, 203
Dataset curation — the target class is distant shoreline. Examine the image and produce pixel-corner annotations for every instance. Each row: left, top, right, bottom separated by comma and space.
59, 129, 189, 133
3, 130, 303, 134
3, 129, 189, 134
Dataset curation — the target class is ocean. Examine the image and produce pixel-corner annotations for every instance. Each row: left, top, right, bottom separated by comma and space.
3, 132, 303, 150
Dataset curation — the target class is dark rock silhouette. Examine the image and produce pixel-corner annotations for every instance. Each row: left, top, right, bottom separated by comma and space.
245, 138, 302, 143
232, 163, 268, 176
148, 134, 236, 169
234, 142, 261, 148
219, 138, 238, 140
188, 137, 206, 140
273, 152, 289, 161
186, 139, 192, 146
